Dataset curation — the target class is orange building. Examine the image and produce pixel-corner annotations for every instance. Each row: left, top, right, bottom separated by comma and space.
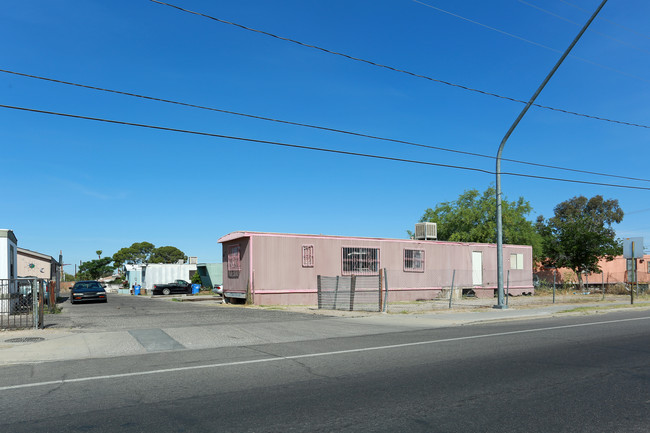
536, 255, 650, 288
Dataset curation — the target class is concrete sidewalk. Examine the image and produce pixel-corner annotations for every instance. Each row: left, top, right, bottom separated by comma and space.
1, 300, 649, 366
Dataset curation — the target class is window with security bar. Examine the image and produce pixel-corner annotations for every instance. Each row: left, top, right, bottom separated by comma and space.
302, 245, 314, 267
342, 247, 379, 275
404, 249, 425, 272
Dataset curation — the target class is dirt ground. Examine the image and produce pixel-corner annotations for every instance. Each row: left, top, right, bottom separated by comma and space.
388, 293, 646, 312
250, 293, 650, 317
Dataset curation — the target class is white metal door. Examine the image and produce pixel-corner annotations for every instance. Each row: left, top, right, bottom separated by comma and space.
472, 251, 483, 286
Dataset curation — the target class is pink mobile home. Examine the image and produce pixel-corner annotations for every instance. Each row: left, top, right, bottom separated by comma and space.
218, 231, 534, 305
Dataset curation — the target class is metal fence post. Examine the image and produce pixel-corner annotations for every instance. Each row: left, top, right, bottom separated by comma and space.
382, 268, 389, 313
506, 270, 510, 307
553, 269, 556, 304
317, 275, 322, 309
448, 270, 456, 309
39, 280, 45, 329
634, 259, 639, 297
631, 247, 636, 305
334, 276, 340, 310
49, 280, 56, 313
378, 269, 383, 312
601, 273, 605, 300
349, 275, 356, 311
32, 279, 39, 329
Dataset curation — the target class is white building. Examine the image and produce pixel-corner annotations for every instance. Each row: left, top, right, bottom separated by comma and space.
124, 263, 197, 292
1, 229, 18, 317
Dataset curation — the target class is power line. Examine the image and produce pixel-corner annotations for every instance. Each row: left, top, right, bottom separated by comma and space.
516, 0, 650, 56
559, 0, 650, 42
2, 102, 650, 191
413, 0, 650, 84
414, 0, 564, 53
3, 68, 650, 184
148, 1, 650, 129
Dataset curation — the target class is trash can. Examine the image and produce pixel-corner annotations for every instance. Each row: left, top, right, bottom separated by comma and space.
191, 284, 200, 295
134, 284, 141, 296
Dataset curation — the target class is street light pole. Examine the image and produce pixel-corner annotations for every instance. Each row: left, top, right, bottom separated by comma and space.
495, 0, 608, 309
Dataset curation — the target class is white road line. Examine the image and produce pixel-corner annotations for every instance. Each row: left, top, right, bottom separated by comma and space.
2, 315, 648, 391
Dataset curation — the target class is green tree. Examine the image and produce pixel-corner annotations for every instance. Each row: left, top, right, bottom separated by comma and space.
76, 257, 114, 280
536, 195, 623, 289
130, 241, 155, 263
112, 242, 156, 267
96, 250, 102, 259
415, 186, 543, 260
112, 247, 134, 268
150, 246, 187, 264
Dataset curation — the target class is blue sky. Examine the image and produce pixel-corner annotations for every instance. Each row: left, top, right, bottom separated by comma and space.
2, 0, 649, 269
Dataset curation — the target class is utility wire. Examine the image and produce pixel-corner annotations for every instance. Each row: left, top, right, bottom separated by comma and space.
516, 0, 650, 56
4, 68, 650, 184
559, 0, 650, 42
148, 1, 650, 129
413, 0, 650, 84
2, 102, 650, 191
414, 0, 564, 53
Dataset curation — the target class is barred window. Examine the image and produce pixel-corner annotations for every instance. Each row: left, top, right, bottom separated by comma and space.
342, 247, 379, 275
228, 245, 241, 271
302, 245, 314, 267
404, 249, 425, 272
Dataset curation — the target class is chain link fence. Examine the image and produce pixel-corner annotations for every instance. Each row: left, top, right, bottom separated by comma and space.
315, 266, 647, 313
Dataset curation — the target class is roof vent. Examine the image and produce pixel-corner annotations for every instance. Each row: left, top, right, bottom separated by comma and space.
187, 256, 198, 265
415, 222, 437, 240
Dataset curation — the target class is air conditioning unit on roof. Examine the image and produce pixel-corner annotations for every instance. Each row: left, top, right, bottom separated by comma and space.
187, 256, 198, 265
415, 222, 437, 240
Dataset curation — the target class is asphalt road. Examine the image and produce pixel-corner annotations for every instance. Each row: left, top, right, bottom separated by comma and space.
2, 309, 649, 432
47, 293, 324, 330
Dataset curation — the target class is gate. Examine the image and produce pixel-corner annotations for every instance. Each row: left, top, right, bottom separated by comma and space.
317, 274, 384, 312
0, 278, 45, 329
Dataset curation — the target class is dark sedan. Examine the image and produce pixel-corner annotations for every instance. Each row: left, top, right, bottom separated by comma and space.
70, 281, 108, 304
152, 279, 193, 296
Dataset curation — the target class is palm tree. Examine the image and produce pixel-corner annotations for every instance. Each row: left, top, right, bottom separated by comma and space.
96, 250, 102, 259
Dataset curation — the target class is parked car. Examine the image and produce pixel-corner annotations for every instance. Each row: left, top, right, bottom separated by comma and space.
152, 279, 192, 296
70, 281, 107, 304
212, 284, 223, 295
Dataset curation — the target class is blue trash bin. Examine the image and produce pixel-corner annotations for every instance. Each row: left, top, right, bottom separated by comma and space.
134, 285, 141, 296
191, 284, 200, 295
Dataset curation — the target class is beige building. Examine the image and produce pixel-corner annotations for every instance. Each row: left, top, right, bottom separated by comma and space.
17, 247, 59, 280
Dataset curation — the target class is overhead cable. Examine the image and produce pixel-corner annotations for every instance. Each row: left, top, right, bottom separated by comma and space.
3, 68, 650, 184
413, 0, 650, 84
148, 1, 650, 128
2, 102, 650, 191
516, 0, 650, 55
559, 0, 650, 41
